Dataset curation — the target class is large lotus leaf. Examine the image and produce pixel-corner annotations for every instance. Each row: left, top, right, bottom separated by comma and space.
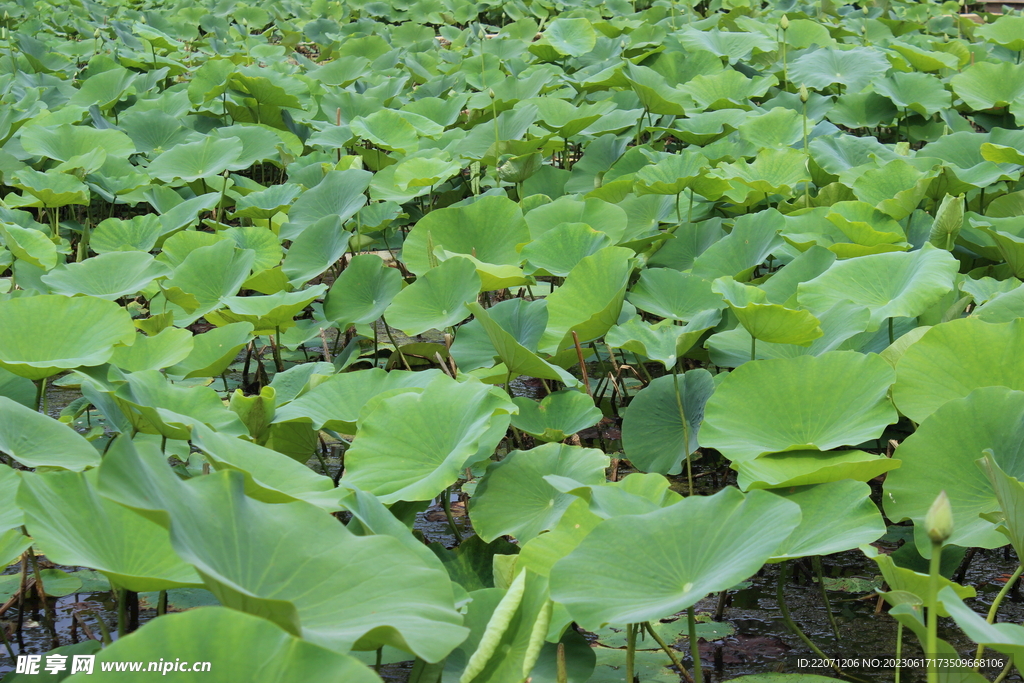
63, 607, 381, 683
161, 240, 256, 323
90, 215, 164, 254
166, 322, 253, 379
606, 310, 721, 368
701, 351, 897, 463
626, 269, 724, 323
734, 449, 900, 491
633, 150, 707, 196
510, 391, 602, 442
524, 197, 627, 245
21, 123, 135, 162
850, 159, 933, 221
0, 295, 135, 380
146, 136, 244, 183
521, 222, 612, 277
0, 367, 35, 408
41, 252, 172, 299
386, 256, 480, 336
272, 368, 442, 433
825, 201, 905, 247
892, 318, 1024, 423
10, 168, 90, 207
18, 469, 201, 592
550, 487, 800, 629
0, 396, 100, 470
544, 17, 597, 57
707, 300, 871, 368
0, 223, 58, 270
210, 285, 328, 335
712, 147, 809, 197
539, 247, 633, 354
621, 370, 715, 475
342, 375, 514, 503
402, 196, 529, 277
350, 110, 420, 154
113, 370, 249, 440
691, 210, 784, 281
231, 183, 302, 220
874, 72, 951, 118
99, 449, 467, 660
677, 27, 774, 62
975, 15, 1024, 51
979, 454, 1024, 560
549, 472, 685, 522
768, 481, 885, 560
109, 327, 194, 373
797, 244, 957, 330
789, 47, 889, 93
940, 587, 1024, 666
471, 443, 608, 544
463, 302, 578, 385
950, 61, 1024, 110
622, 63, 691, 117
978, 227, 1024, 279
282, 169, 372, 239
884, 387, 1024, 557
324, 254, 403, 326
678, 70, 776, 110
191, 425, 340, 511
517, 498, 602, 580
280, 215, 348, 286
714, 278, 823, 347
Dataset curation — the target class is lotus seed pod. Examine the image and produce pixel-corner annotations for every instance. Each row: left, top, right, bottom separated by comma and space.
780, 15, 789, 29
799, 85, 809, 103
925, 490, 953, 544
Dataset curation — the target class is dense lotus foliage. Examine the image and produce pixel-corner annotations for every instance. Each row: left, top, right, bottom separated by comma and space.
4, 0, 1024, 680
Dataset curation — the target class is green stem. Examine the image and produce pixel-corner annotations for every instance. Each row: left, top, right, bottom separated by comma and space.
813, 555, 841, 645
777, 562, 843, 676
382, 317, 412, 371
556, 642, 568, 683
975, 563, 1024, 666
992, 656, 1014, 683
671, 367, 694, 497
687, 607, 703, 683
625, 623, 637, 683
157, 590, 168, 616
750, 335, 756, 362
272, 327, 284, 372
441, 486, 463, 544
895, 622, 903, 683
888, 317, 895, 345
926, 541, 942, 683
117, 586, 128, 638
643, 621, 693, 683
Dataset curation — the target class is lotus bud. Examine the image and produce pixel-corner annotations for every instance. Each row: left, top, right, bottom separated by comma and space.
780, 15, 789, 30
799, 85, 808, 103
925, 490, 953, 544
94, 28, 102, 39
488, 88, 495, 99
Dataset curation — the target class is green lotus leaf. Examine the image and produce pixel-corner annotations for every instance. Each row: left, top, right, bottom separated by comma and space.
975, 15, 1024, 51
146, 136, 245, 183
99, 448, 467, 660
393, 153, 462, 192
789, 47, 890, 93
550, 487, 801, 629
850, 159, 934, 221
884, 387, 1024, 556
678, 70, 776, 110
691, 210, 784, 281
109, 327, 194, 373
521, 222, 612, 277
623, 63, 690, 116
0, 223, 58, 270
21, 123, 135, 162
707, 300, 871, 368
402, 196, 530, 277
526, 196, 627, 243
160, 240, 256, 323
701, 351, 897, 463
510, 391, 603, 442
978, 227, 1024, 279
940, 586, 1024, 664
677, 27, 775, 62
323, 254, 403, 326
224, 225, 284, 275
90, 215, 164, 254
68, 66, 138, 109
166, 322, 253, 379
825, 201, 905, 246
606, 310, 721, 368
544, 17, 597, 57
797, 244, 958, 330
861, 545, 976, 613
627, 269, 725, 322
892, 317, 1024, 423
0, 367, 35, 409
0, 295, 135, 380
64, 607, 381, 683
282, 169, 372, 239
734, 449, 900, 491
10, 168, 90, 207
712, 147, 810, 197
230, 183, 302, 220
621, 369, 715, 475
350, 109, 421, 153
471, 443, 608, 543
272, 368, 441, 433
874, 72, 951, 118
19, 468, 201, 592
736, 107, 804, 150
549, 472, 684, 522
950, 61, 1024, 110
210, 285, 327, 335
768, 481, 885, 560
979, 454, 1024, 559
386, 256, 480, 336
891, 43, 959, 72
41, 251, 172, 299
0, 396, 100, 470
632, 150, 706, 197
539, 246, 633, 354
342, 375, 514, 503
714, 277, 823, 348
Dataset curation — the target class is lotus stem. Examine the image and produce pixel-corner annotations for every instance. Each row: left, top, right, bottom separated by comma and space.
117, 586, 128, 638
975, 563, 1024, 667
750, 335, 756, 362
687, 607, 703, 683
556, 642, 567, 683
28, 549, 57, 648
894, 622, 902, 683
926, 540, 942, 683
643, 621, 693, 683
35, 377, 46, 413
441, 486, 463, 544
888, 317, 895, 345
625, 623, 637, 683
993, 656, 1014, 683
272, 327, 285, 372
672, 367, 694, 497
381, 317, 412, 371
777, 561, 843, 676
374, 646, 383, 673
571, 331, 591, 396
157, 590, 168, 616
813, 555, 841, 646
